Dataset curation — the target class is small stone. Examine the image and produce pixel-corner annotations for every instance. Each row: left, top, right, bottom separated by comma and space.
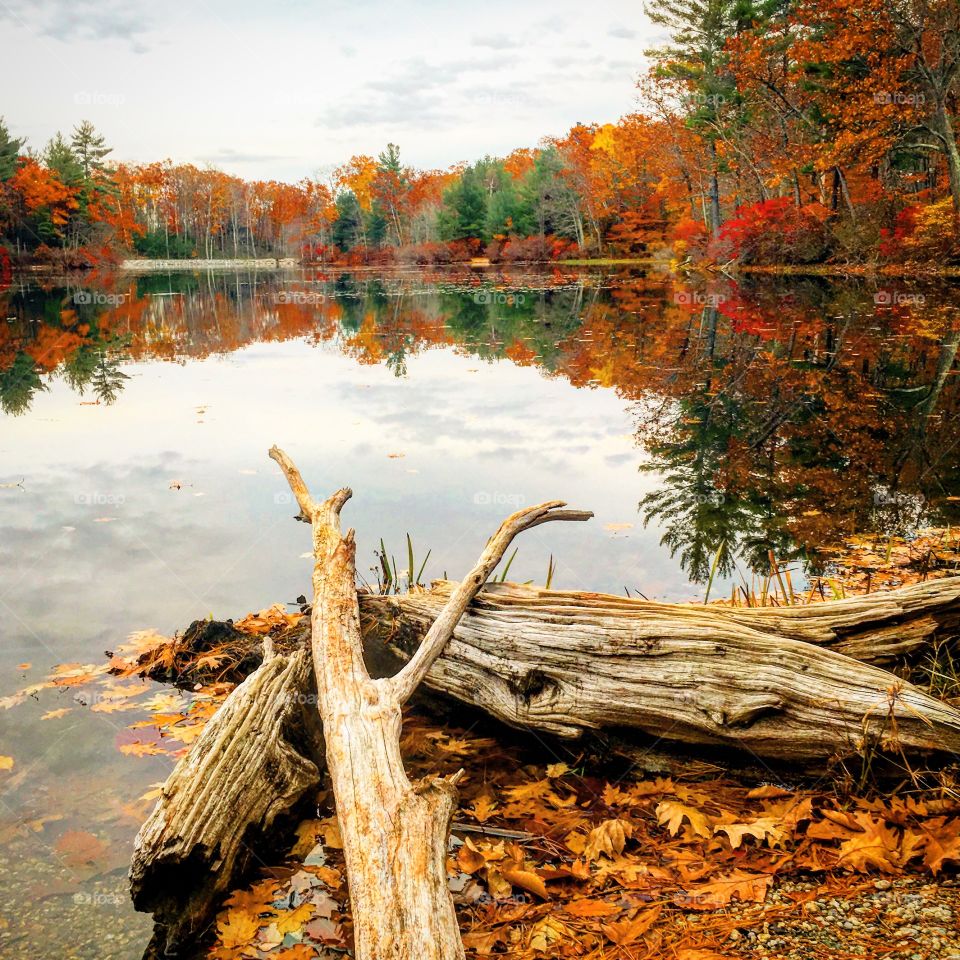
874, 879, 892, 891
729, 929, 742, 942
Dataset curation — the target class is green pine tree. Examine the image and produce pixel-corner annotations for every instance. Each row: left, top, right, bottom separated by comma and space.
0, 116, 25, 182
71, 120, 112, 181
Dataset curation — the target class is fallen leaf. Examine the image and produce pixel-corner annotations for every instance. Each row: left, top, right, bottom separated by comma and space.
602, 905, 661, 945
457, 842, 486, 875
501, 863, 548, 899
273, 901, 313, 936
55, 830, 108, 869
217, 907, 261, 949
41, 708, 72, 720
683, 869, 772, 909
714, 817, 786, 849
921, 817, 960, 873
564, 898, 622, 918
657, 800, 713, 839
584, 819, 633, 860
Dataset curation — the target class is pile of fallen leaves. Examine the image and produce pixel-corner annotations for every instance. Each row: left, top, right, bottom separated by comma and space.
202, 707, 960, 960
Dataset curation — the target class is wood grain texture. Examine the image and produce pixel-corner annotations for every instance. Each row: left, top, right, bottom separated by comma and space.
267, 446, 590, 959
361, 579, 960, 761
129, 644, 320, 955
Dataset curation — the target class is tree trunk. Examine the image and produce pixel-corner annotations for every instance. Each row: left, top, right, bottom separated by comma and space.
935, 100, 960, 220
360, 579, 960, 761
267, 447, 591, 960
708, 141, 722, 237
130, 643, 321, 956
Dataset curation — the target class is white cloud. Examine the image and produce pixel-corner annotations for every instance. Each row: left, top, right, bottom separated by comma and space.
1, 0, 658, 181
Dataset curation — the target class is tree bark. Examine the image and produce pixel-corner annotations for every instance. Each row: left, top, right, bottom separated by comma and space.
360, 579, 960, 761
129, 643, 321, 956
267, 446, 591, 960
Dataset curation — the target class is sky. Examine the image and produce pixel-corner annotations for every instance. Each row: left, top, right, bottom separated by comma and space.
0, 0, 663, 183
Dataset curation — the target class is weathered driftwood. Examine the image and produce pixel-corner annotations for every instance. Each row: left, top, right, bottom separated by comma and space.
130, 642, 321, 956
139, 577, 960, 763
673, 577, 960, 664
359, 579, 960, 761
127, 552, 960, 952
268, 446, 591, 960
143, 576, 960, 692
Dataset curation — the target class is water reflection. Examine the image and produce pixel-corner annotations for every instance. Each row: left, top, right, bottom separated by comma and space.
3, 269, 957, 584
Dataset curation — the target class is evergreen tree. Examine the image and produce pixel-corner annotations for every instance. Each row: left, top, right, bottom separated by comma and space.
71, 121, 112, 181
331, 192, 364, 250
439, 166, 488, 241
44, 133, 83, 187
644, 0, 752, 235
0, 116, 25, 182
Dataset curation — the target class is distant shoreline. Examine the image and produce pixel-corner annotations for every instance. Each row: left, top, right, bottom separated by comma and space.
120, 257, 301, 271
8, 256, 960, 279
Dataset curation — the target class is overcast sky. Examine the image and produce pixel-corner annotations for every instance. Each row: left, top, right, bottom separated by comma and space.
0, 0, 662, 183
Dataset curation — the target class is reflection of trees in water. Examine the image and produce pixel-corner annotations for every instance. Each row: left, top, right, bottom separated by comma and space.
89, 353, 130, 404
3, 273, 958, 579
635, 287, 960, 583
0, 282, 135, 413
0, 353, 48, 415
61, 339, 130, 404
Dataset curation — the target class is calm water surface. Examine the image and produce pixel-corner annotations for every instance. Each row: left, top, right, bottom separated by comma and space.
0, 266, 958, 957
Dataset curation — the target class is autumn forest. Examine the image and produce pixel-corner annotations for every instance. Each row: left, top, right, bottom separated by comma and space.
3, 0, 960, 270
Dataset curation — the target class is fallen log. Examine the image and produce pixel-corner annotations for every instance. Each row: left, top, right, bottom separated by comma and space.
359, 579, 960, 761
137, 575, 960, 692
130, 642, 322, 957
137, 577, 960, 764
655, 578, 960, 664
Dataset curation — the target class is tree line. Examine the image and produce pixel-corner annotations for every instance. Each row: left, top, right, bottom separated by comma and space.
1, 0, 958, 267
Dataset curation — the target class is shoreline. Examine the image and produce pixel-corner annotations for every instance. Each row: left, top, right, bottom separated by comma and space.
6, 256, 960, 279
120, 257, 301, 272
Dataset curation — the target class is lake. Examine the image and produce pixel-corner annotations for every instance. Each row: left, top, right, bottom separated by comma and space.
0, 265, 958, 957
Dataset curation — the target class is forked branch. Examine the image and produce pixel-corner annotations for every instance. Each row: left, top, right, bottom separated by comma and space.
388, 501, 593, 704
